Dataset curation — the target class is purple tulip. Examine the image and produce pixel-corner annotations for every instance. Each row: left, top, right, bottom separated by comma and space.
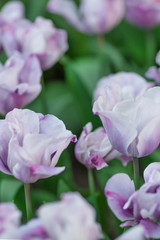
47, 0, 124, 35
0, 202, 21, 239
0, 52, 42, 115
125, 0, 160, 28
75, 122, 132, 169
0, 108, 76, 183
37, 192, 102, 240
93, 86, 160, 158
146, 51, 160, 84
105, 165, 160, 239
1, 17, 68, 70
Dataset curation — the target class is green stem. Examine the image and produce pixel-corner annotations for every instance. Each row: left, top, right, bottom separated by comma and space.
41, 75, 48, 115
146, 30, 156, 66
133, 157, 140, 189
98, 35, 105, 49
24, 183, 32, 220
88, 169, 110, 240
88, 168, 95, 195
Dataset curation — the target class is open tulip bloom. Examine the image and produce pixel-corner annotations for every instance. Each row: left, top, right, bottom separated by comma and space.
105, 162, 160, 239
93, 85, 160, 158
47, 0, 125, 35
0, 108, 76, 183
0, 14, 68, 70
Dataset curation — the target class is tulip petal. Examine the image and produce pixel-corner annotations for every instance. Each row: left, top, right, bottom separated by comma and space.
105, 173, 135, 221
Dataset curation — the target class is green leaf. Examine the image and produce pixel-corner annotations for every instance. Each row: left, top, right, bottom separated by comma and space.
33, 190, 56, 204
24, 0, 48, 21
102, 42, 128, 71
63, 57, 103, 126
57, 179, 71, 198
0, 179, 23, 202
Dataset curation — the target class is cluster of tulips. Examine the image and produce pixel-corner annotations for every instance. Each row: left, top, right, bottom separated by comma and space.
0, 0, 160, 239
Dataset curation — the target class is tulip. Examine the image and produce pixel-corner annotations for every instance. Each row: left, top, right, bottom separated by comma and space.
0, 108, 76, 183
0, 1, 24, 25
47, 0, 124, 34
1, 17, 68, 70
146, 51, 160, 84
115, 225, 145, 240
0, 1, 25, 51
0, 52, 42, 115
19, 17, 68, 69
125, 0, 160, 28
0, 202, 21, 239
37, 192, 102, 240
93, 85, 160, 158
20, 219, 50, 240
75, 122, 132, 169
105, 166, 160, 239
93, 72, 153, 102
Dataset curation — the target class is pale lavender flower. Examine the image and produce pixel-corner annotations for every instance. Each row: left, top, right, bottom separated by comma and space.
0, 52, 42, 115
94, 72, 153, 102
115, 225, 145, 240
1, 17, 68, 70
93, 86, 160, 158
0, 108, 76, 183
37, 192, 102, 240
20, 219, 50, 240
47, 0, 124, 34
105, 166, 160, 239
19, 17, 68, 69
0, 1, 25, 51
0, 1, 24, 25
1, 19, 31, 57
144, 162, 160, 184
75, 122, 132, 169
0, 202, 21, 239
146, 51, 160, 84
125, 0, 160, 28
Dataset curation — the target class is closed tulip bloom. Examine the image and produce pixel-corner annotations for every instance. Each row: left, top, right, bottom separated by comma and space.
37, 192, 102, 240
93, 86, 160, 158
125, 0, 160, 28
47, 0, 124, 34
0, 108, 76, 183
75, 122, 132, 169
146, 51, 160, 84
0, 53, 42, 115
0, 203, 21, 239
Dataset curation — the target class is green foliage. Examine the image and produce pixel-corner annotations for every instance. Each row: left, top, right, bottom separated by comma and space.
0, 178, 22, 202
